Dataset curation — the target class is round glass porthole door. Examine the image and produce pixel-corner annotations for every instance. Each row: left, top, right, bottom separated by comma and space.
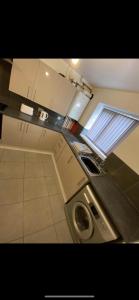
72, 202, 94, 240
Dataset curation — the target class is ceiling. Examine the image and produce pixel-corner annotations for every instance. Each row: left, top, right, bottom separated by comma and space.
64, 59, 139, 93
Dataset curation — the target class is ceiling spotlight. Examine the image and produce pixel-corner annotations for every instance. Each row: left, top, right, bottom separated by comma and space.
45, 71, 49, 76
71, 59, 79, 65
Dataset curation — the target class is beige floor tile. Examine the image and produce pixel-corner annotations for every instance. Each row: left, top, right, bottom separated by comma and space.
0, 149, 4, 161
24, 152, 43, 162
43, 162, 56, 177
55, 177, 63, 195
24, 226, 58, 243
0, 162, 24, 179
24, 177, 48, 201
49, 194, 65, 224
10, 238, 23, 243
24, 196, 53, 235
40, 154, 52, 163
24, 162, 44, 178
55, 219, 73, 243
0, 179, 23, 205
45, 177, 60, 196
0, 203, 23, 243
1, 149, 24, 162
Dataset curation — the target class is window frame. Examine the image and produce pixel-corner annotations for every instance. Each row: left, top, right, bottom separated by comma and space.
80, 103, 139, 160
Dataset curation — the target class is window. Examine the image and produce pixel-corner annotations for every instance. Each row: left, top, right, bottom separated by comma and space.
81, 104, 138, 160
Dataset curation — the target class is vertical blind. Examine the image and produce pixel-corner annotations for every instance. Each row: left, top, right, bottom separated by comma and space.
87, 108, 137, 156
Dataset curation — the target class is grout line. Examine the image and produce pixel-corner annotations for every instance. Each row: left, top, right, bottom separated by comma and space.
7, 236, 24, 243
23, 152, 25, 244
53, 223, 60, 243
0, 149, 66, 243
23, 218, 67, 240
0, 200, 23, 207
23, 224, 55, 239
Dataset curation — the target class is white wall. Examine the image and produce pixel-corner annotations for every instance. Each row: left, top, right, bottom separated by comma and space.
79, 87, 139, 174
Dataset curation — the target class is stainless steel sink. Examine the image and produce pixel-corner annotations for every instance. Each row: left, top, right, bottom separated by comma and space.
79, 155, 102, 176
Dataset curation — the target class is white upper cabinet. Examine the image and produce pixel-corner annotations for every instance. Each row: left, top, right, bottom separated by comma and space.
33, 61, 76, 115
9, 59, 40, 100
9, 59, 76, 116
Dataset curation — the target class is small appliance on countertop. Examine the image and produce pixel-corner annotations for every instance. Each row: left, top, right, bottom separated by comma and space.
20, 103, 34, 116
38, 110, 49, 121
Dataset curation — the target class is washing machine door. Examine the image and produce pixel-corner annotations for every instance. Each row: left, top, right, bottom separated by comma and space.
72, 201, 94, 240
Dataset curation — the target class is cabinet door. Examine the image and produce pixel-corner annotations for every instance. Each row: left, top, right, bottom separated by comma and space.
57, 143, 88, 200
9, 59, 39, 100
33, 61, 76, 116
1, 115, 24, 146
54, 134, 66, 161
21, 122, 42, 149
38, 128, 60, 152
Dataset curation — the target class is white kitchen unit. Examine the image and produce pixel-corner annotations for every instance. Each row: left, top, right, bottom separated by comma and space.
9, 59, 76, 116
31, 61, 76, 116
1, 115, 60, 152
37, 128, 61, 152
1, 115, 42, 148
53, 134, 66, 161
21, 122, 43, 149
1, 115, 23, 146
56, 139, 88, 201
9, 59, 39, 100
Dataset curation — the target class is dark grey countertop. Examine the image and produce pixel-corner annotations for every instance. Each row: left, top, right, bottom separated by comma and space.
0, 95, 139, 242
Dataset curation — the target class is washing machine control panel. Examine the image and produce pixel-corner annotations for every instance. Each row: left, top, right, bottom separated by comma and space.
84, 185, 119, 241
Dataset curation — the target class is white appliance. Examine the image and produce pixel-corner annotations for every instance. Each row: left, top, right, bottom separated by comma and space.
67, 91, 90, 121
20, 104, 34, 116
39, 110, 49, 121
65, 184, 119, 243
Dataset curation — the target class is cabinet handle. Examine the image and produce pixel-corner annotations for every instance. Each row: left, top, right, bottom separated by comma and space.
67, 155, 74, 164
33, 89, 36, 101
41, 130, 43, 137
77, 177, 86, 187
27, 86, 30, 98
26, 123, 29, 134
20, 122, 23, 132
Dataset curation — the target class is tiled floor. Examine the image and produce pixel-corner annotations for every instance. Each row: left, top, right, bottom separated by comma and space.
0, 148, 73, 243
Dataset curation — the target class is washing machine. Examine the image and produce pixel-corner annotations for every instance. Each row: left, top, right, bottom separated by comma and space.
64, 184, 119, 243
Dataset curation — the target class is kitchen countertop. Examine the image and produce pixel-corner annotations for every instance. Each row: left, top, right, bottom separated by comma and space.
0, 95, 139, 242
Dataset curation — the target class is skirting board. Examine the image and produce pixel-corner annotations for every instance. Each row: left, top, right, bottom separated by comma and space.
0, 144, 53, 155
51, 153, 67, 203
